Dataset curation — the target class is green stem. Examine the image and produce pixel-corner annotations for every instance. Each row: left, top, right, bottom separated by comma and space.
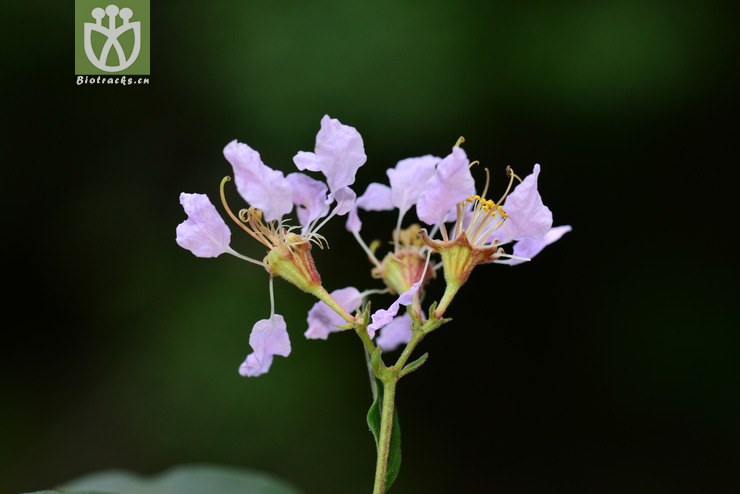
372, 378, 397, 494
434, 282, 461, 319
395, 330, 424, 369
311, 285, 355, 324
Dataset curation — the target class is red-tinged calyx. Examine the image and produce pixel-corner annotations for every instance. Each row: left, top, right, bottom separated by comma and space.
372, 224, 435, 296
220, 176, 324, 294
264, 232, 323, 294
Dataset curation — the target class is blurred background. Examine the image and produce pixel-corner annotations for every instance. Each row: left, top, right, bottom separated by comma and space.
3, 0, 739, 492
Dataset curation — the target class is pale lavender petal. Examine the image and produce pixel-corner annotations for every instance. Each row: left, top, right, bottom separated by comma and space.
376, 313, 413, 352
367, 279, 422, 338
416, 147, 475, 225
223, 140, 293, 222
305, 287, 363, 340
286, 172, 328, 227
292, 151, 321, 172
293, 115, 367, 193
346, 206, 362, 233
387, 155, 439, 214
239, 314, 291, 377
327, 186, 357, 216
505, 225, 572, 266
497, 164, 553, 242
176, 193, 233, 258
357, 183, 394, 211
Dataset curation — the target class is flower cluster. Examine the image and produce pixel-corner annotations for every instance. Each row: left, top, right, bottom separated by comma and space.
176, 116, 570, 377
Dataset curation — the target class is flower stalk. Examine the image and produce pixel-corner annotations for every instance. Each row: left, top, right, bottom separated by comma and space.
372, 378, 397, 494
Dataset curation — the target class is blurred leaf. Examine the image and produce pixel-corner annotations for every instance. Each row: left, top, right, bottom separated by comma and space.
25, 491, 110, 494
366, 380, 402, 490
26, 464, 302, 494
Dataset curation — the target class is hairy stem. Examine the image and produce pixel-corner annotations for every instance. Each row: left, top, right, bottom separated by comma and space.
372, 378, 397, 494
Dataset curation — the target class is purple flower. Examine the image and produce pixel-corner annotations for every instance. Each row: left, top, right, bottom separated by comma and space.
503, 225, 572, 265
387, 155, 439, 216
367, 279, 422, 338
286, 172, 329, 228
223, 140, 293, 222
376, 313, 413, 352
416, 146, 475, 225
293, 115, 367, 194
496, 164, 553, 242
305, 287, 363, 340
329, 186, 357, 216
239, 314, 291, 377
176, 193, 234, 258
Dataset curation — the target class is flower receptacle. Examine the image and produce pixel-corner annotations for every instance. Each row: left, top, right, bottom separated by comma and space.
264, 235, 322, 295
421, 230, 499, 317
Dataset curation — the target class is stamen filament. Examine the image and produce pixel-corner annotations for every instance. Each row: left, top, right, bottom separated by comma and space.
492, 253, 531, 264
427, 223, 440, 241
440, 222, 449, 242
219, 177, 273, 248
495, 166, 520, 207
239, 208, 273, 248
310, 205, 340, 238
481, 168, 491, 199
304, 205, 330, 236
268, 275, 275, 317
359, 288, 391, 298
352, 230, 383, 269
473, 219, 505, 247
454, 203, 464, 239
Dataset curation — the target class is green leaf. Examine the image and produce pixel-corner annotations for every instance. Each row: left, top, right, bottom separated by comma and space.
24, 491, 111, 494
386, 410, 401, 490
25, 464, 303, 494
367, 379, 382, 447
399, 352, 428, 377
366, 380, 402, 490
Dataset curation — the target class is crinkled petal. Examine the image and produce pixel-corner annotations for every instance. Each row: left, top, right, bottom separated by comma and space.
367, 279, 422, 338
505, 225, 572, 266
293, 115, 367, 193
497, 164, 553, 242
327, 186, 357, 216
305, 287, 363, 340
286, 172, 329, 227
376, 313, 413, 352
346, 205, 362, 233
387, 155, 439, 214
416, 147, 475, 225
357, 183, 394, 211
223, 140, 293, 222
176, 193, 234, 258
239, 314, 291, 377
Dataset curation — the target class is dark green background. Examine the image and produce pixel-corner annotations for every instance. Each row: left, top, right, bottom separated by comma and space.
3, 1, 739, 493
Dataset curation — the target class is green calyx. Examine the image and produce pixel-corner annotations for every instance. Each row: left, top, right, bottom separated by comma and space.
264, 242, 321, 295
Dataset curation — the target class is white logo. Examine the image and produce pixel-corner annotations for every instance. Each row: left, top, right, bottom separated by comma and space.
84, 4, 141, 72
